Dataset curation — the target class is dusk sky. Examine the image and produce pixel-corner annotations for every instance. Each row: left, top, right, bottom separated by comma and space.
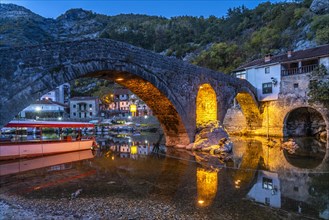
3, 0, 283, 18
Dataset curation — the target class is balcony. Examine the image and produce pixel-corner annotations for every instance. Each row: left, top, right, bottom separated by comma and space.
281, 64, 318, 76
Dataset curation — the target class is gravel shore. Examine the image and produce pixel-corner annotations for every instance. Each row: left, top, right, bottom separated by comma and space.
0, 192, 304, 220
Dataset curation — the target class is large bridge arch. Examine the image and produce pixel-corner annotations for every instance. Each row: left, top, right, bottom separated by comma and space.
0, 39, 257, 145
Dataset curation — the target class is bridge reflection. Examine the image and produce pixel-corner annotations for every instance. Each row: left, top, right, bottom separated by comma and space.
0, 136, 328, 219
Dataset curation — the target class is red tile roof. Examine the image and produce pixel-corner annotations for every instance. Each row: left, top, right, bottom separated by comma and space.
235, 44, 329, 71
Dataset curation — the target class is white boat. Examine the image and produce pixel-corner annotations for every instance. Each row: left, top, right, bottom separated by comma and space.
0, 121, 96, 160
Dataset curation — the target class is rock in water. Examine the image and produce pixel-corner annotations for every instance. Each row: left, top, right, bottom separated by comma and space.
71, 189, 83, 199
193, 121, 233, 152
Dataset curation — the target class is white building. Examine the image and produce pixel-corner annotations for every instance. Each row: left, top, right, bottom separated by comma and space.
19, 100, 67, 119
234, 44, 329, 101
70, 97, 99, 119
247, 170, 281, 208
40, 83, 70, 104
138, 145, 153, 155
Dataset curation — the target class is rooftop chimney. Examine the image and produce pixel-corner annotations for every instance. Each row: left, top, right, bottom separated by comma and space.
264, 54, 272, 62
287, 50, 292, 58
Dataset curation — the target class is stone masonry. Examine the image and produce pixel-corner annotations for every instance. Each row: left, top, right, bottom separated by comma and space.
0, 39, 258, 146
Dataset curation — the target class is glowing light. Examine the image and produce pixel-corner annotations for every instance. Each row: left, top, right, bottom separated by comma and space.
235, 179, 241, 189
144, 115, 148, 119
130, 145, 138, 154
145, 140, 148, 144
198, 200, 204, 204
35, 106, 41, 112
128, 116, 132, 119
130, 104, 137, 113
196, 84, 217, 126
58, 117, 62, 120
111, 156, 115, 160
116, 78, 124, 81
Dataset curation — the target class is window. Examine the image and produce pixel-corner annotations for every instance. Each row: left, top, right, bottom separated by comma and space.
89, 104, 92, 108
73, 113, 76, 116
294, 186, 299, 192
89, 112, 92, 116
236, 71, 246, 79
262, 83, 272, 94
265, 197, 270, 205
73, 104, 76, 108
262, 177, 273, 190
265, 67, 270, 74
294, 83, 298, 89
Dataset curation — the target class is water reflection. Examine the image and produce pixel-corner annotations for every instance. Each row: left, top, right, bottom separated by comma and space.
0, 150, 94, 176
196, 167, 218, 207
283, 137, 327, 168
247, 170, 281, 208
0, 135, 328, 219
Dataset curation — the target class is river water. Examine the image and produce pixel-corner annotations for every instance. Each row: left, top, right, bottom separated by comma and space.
0, 133, 328, 219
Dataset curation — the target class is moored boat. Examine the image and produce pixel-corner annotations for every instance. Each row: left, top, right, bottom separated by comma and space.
0, 121, 96, 160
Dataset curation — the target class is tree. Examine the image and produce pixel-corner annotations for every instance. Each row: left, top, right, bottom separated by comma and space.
192, 42, 244, 74
308, 65, 329, 107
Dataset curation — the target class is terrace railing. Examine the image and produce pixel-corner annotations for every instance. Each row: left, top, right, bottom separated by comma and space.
281, 64, 318, 76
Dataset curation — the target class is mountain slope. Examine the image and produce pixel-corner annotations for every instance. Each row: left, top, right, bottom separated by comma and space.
0, 0, 328, 74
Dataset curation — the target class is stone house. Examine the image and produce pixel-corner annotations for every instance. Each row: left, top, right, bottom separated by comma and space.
227, 45, 329, 137
234, 44, 329, 101
69, 97, 99, 119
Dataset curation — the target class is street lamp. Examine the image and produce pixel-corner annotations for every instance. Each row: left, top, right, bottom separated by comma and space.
35, 106, 41, 120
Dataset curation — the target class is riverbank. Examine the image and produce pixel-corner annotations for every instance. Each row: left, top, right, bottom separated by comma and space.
0, 192, 307, 220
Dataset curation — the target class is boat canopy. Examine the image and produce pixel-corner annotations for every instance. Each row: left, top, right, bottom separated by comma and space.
4, 121, 95, 128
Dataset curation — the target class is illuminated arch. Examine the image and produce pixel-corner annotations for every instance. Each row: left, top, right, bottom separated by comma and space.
196, 84, 217, 126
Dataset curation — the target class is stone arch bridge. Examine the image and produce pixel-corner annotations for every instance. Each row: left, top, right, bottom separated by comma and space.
0, 39, 260, 146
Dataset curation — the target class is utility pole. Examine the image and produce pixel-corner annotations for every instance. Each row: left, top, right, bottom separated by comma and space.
267, 102, 269, 140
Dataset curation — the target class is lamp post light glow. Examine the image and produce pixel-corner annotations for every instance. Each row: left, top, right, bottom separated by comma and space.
130, 104, 137, 117
130, 145, 137, 154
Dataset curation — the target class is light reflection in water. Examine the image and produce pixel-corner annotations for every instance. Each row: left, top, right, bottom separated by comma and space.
196, 167, 218, 207
0, 134, 327, 219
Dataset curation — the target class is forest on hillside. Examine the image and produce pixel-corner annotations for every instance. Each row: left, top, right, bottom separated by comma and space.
1, 0, 328, 101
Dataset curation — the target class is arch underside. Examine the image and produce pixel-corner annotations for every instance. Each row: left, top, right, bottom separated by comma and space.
87, 71, 191, 146
196, 84, 217, 127
284, 107, 327, 137
235, 92, 262, 129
